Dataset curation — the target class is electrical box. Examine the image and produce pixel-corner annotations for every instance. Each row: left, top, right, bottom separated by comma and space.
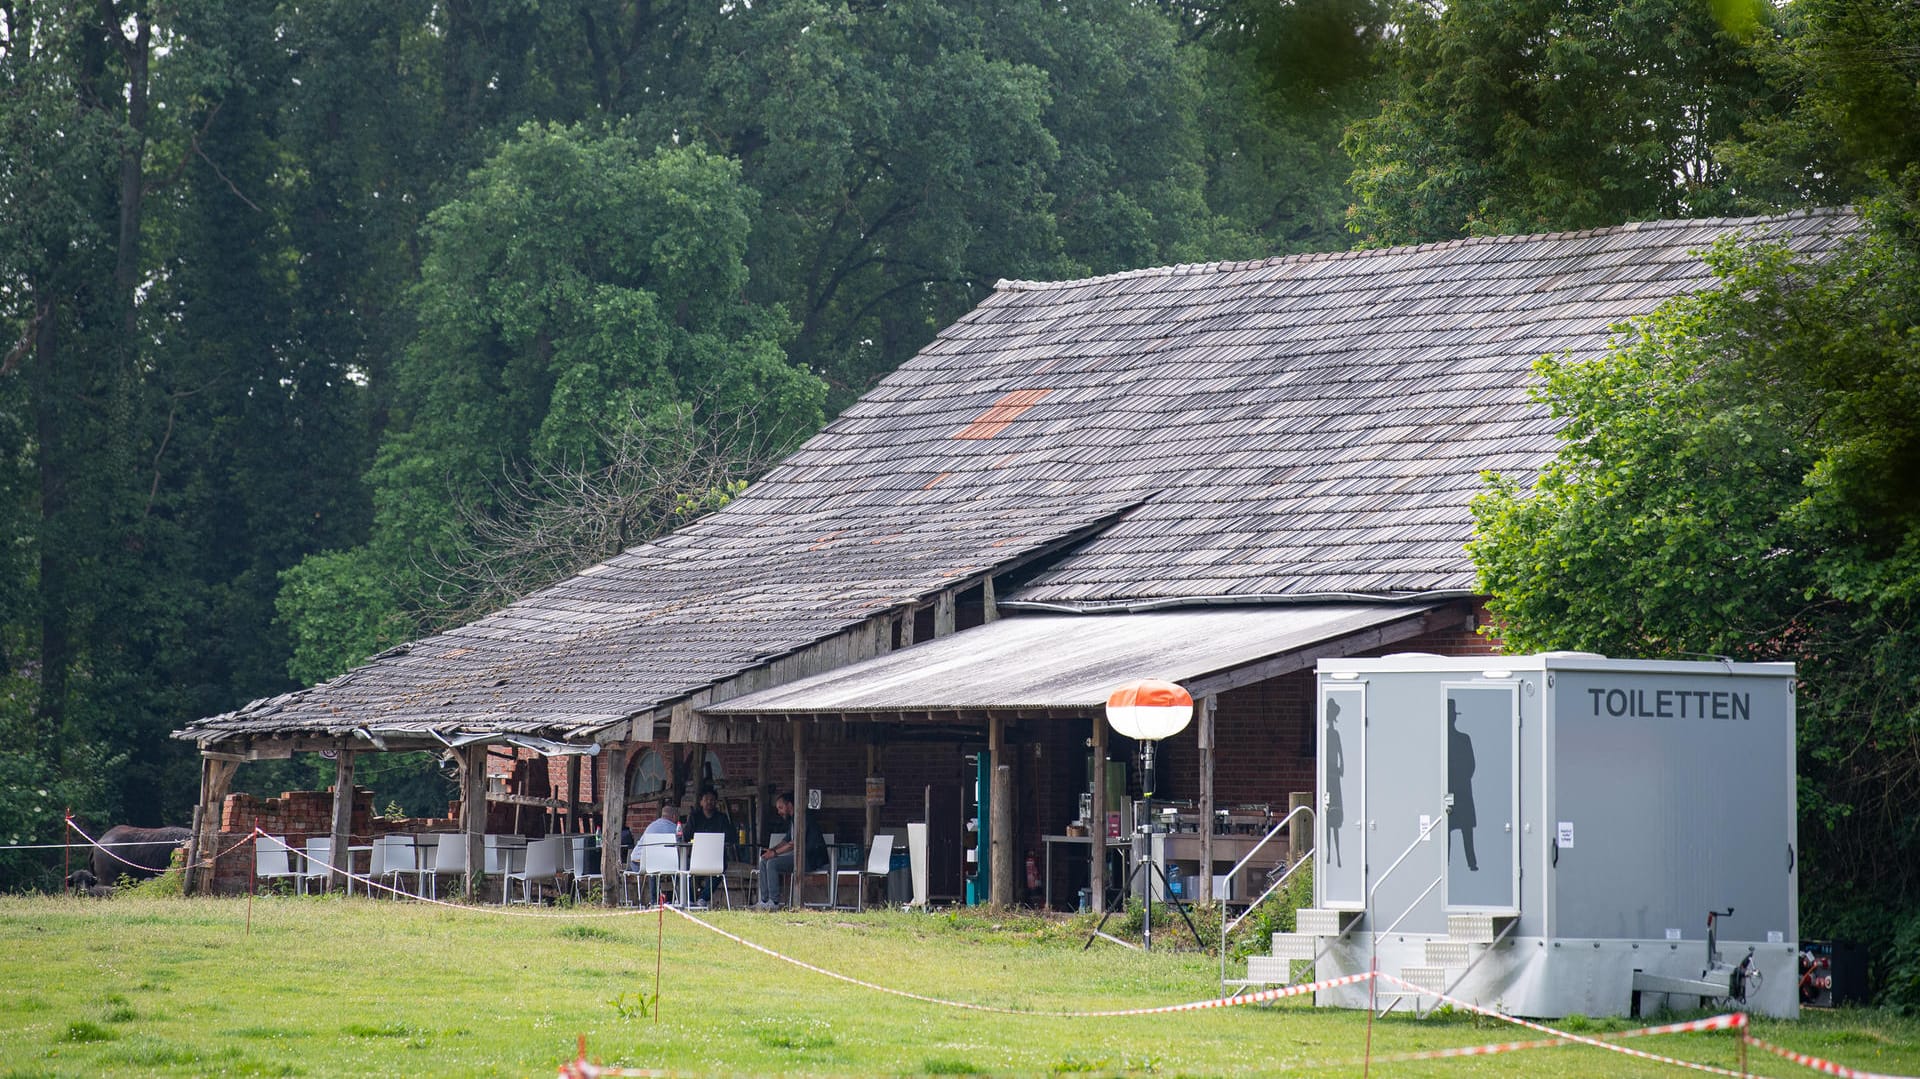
1308, 653, 1798, 1018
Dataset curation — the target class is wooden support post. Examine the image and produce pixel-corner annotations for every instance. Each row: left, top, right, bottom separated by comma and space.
693, 741, 710, 800
565, 755, 583, 834
463, 744, 487, 900
1197, 695, 1216, 905
330, 750, 356, 892
186, 756, 238, 896
1090, 717, 1107, 914
755, 735, 770, 846
934, 591, 956, 638
988, 714, 1013, 908
791, 721, 808, 909
600, 744, 629, 907
865, 738, 881, 848
898, 611, 915, 647
982, 577, 997, 622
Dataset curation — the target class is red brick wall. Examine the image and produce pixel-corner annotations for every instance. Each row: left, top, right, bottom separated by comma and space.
203, 788, 459, 894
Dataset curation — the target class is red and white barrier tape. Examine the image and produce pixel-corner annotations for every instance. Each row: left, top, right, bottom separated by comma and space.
666, 903, 1366, 1017
1371, 1011, 1748, 1065
257, 833, 668, 919
64, 816, 252, 874
1376, 972, 1751, 1077
1745, 1034, 1920, 1079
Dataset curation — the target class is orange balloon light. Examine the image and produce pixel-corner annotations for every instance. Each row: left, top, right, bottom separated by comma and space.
1105, 679, 1194, 741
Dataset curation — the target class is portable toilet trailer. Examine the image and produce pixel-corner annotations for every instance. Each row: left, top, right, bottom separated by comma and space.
1282, 652, 1798, 1018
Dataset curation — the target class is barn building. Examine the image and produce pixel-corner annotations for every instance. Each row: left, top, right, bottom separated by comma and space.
173, 211, 1852, 935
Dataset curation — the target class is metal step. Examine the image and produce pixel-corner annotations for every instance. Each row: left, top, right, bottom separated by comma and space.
1399, 966, 1447, 993
1424, 939, 1472, 967
1296, 907, 1361, 937
1245, 956, 1296, 984
1446, 912, 1516, 942
1270, 932, 1319, 960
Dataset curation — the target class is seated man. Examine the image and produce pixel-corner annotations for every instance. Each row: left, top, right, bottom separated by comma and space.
629, 804, 680, 904
686, 786, 732, 904
756, 791, 826, 909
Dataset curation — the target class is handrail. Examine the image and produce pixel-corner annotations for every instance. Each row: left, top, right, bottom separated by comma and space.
1220, 851, 1317, 993
1379, 874, 1442, 937
1365, 807, 1446, 917
1217, 803, 1313, 994
1223, 803, 1314, 935
1227, 846, 1313, 937
1424, 914, 1519, 1018
1366, 807, 1448, 1009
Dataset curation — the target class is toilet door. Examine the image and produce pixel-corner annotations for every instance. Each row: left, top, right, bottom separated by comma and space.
1443, 684, 1520, 912
1318, 683, 1366, 909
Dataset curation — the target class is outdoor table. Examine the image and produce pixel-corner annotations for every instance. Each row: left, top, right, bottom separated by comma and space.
1041, 834, 1132, 911
338, 844, 372, 896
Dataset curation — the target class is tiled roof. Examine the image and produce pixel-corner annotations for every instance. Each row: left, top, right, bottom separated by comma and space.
177, 211, 1858, 744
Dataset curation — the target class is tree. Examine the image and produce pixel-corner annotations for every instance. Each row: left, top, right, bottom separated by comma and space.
1346, 0, 1779, 245
277, 125, 826, 683
1721, 0, 1920, 214
421, 400, 794, 627
1470, 216, 1920, 1002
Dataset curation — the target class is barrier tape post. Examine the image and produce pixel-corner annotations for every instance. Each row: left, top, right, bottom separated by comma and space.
1739, 1021, 1748, 1079
63, 809, 72, 895
247, 820, 259, 936
653, 896, 664, 1024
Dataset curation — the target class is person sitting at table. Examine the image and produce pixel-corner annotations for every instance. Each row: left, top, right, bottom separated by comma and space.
631, 805, 680, 904
687, 786, 732, 904
756, 791, 826, 909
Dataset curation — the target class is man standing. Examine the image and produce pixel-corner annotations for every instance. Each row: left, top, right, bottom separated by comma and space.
756, 791, 826, 909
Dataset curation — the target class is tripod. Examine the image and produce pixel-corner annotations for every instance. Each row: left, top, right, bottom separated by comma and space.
1082, 740, 1201, 952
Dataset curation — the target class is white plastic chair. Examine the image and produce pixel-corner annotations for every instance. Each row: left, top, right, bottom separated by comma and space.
640, 836, 685, 906
686, 832, 729, 910
255, 836, 301, 891
427, 834, 469, 900
504, 837, 564, 905
296, 837, 333, 895
835, 834, 894, 912
370, 835, 418, 896
568, 835, 603, 901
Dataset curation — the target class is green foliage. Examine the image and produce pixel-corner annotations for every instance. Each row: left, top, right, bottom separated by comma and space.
1886, 910, 1920, 1015
275, 549, 414, 688
1346, 0, 1778, 244
1723, 0, 1920, 209
0, 682, 124, 890
607, 990, 654, 1021
279, 126, 827, 676
1470, 211, 1920, 999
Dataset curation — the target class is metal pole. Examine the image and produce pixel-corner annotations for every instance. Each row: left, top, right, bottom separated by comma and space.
1141, 739, 1155, 952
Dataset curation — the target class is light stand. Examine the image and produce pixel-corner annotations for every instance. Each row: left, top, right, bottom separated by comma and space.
1083, 679, 1202, 953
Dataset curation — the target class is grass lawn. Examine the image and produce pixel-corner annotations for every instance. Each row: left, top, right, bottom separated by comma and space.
2, 894, 1917, 1077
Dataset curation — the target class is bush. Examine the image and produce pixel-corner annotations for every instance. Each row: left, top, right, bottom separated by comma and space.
1884, 907, 1920, 1015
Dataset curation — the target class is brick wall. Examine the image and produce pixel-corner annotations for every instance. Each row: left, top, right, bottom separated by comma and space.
203, 787, 459, 894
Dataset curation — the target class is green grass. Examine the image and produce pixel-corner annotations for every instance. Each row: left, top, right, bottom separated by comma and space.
1, 895, 1916, 1077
